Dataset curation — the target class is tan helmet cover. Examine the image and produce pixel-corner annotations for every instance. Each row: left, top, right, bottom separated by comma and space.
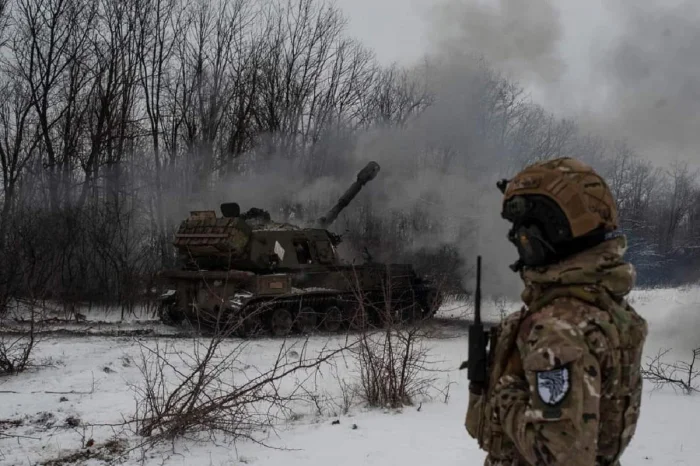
502, 157, 618, 238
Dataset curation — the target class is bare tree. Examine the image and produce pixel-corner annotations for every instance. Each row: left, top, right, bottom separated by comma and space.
135, 0, 186, 259
13, 0, 99, 210
657, 161, 696, 254
359, 63, 431, 129
173, 0, 255, 193
0, 75, 41, 227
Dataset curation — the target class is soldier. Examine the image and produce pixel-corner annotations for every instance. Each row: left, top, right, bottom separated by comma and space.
464, 157, 648, 466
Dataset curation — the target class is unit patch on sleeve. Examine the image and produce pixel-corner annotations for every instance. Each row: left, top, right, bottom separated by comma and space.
536, 366, 570, 406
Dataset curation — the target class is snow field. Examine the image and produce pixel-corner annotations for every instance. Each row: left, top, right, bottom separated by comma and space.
0, 286, 699, 465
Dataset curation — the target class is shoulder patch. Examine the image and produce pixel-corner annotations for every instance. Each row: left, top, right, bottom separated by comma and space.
536, 366, 570, 406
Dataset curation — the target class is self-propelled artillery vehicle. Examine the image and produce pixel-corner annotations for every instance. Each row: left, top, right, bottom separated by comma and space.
157, 161, 443, 337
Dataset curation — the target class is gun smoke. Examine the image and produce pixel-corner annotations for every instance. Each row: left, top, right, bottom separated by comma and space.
421, 0, 700, 333
430, 0, 700, 168
429, 0, 565, 86
208, 0, 700, 301
176, 57, 526, 303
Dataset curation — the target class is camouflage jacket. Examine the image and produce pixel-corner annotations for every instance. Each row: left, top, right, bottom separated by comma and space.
465, 235, 648, 466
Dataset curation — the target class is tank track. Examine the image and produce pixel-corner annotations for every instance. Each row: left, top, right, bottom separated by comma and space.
160, 287, 436, 338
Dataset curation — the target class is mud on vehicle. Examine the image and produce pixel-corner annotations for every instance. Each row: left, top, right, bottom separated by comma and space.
157, 162, 444, 337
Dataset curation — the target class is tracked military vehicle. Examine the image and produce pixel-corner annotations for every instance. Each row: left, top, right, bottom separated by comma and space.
157, 161, 443, 337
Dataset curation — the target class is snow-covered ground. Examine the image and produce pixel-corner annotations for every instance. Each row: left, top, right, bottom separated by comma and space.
1, 287, 700, 465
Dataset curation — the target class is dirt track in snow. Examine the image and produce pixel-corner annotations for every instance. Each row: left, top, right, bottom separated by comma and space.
0, 315, 496, 341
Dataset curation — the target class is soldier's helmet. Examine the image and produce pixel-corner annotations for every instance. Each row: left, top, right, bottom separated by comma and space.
496, 157, 618, 271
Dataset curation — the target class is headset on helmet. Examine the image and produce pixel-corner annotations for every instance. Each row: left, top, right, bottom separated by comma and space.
497, 158, 619, 272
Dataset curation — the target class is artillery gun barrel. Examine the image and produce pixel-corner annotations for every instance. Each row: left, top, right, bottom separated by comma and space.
316, 161, 380, 228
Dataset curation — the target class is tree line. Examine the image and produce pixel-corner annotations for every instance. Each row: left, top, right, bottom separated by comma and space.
0, 0, 696, 315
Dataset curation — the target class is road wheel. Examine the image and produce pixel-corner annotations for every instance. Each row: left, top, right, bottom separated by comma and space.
159, 301, 185, 326
236, 311, 264, 337
295, 306, 317, 334
320, 306, 342, 332
158, 301, 174, 325
270, 308, 293, 337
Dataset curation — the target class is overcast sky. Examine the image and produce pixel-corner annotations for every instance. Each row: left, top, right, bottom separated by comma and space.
333, 0, 700, 167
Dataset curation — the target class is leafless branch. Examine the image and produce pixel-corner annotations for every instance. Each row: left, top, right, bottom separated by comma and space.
641, 347, 700, 395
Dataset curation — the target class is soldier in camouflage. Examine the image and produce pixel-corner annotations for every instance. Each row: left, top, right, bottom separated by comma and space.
465, 157, 648, 466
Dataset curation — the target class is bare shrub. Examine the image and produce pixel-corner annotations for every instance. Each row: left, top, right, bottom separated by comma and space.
0, 208, 58, 375
85, 200, 162, 320
351, 325, 438, 408
130, 318, 353, 444
0, 300, 41, 376
0, 325, 36, 375
345, 266, 443, 409
641, 347, 700, 395
0, 303, 40, 376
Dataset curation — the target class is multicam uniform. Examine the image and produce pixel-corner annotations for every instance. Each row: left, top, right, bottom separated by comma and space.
465, 235, 648, 466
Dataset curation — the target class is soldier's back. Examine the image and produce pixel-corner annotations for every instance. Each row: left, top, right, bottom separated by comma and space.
516, 290, 647, 464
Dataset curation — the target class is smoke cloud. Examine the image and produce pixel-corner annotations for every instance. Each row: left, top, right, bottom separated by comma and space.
418, 0, 700, 345
429, 0, 700, 168
586, 0, 700, 163
429, 0, 565, 86
166, 56, 525, 301
171, 0, 700, 304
